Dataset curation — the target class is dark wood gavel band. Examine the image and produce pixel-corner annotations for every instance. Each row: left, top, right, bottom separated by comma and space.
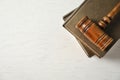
98, 2, 120, 28
76, 16, 113, 51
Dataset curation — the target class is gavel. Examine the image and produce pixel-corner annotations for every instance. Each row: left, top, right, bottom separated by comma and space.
76, 2, 120, 51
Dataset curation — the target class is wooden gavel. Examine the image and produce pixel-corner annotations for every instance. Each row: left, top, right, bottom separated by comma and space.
76, 2, 120, 51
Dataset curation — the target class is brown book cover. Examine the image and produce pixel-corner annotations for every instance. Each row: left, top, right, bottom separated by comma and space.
63, 0, 120, 57
63, 7, 94, 57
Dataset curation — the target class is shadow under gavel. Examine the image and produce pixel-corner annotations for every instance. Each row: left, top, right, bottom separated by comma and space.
76, 2, 120, 51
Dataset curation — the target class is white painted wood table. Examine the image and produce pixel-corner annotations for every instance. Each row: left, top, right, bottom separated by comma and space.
0, 0, 120, 80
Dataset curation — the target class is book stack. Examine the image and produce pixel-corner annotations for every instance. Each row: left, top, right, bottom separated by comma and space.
63, 0, 120, 58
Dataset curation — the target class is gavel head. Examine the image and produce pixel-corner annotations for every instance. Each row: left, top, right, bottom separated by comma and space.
76, 16, 113, 51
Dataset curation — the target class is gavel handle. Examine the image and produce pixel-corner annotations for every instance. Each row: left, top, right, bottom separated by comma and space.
108, 2, 120, 19
98, 2, 120, 29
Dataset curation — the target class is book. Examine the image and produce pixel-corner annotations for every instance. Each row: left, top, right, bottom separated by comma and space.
63, 0, 120, 58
